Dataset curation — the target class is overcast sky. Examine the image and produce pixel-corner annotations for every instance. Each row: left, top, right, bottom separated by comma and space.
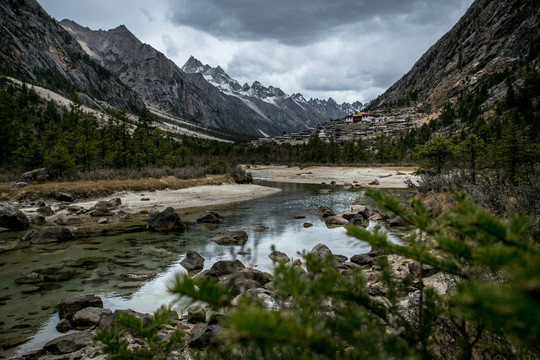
38, 0, 473, 104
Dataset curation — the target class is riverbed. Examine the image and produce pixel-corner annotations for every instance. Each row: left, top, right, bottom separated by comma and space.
0, 181, 412, 357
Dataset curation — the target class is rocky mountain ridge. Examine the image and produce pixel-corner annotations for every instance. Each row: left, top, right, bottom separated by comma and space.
60, 21, 363, 137
369, 0, 540, 113
182, 55, 364, 126
0, 0, 143, 112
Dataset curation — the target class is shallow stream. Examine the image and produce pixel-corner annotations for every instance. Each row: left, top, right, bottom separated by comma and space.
0, 181, 412, 358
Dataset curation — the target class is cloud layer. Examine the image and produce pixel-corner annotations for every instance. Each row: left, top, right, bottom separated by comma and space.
38, 0, 473, 103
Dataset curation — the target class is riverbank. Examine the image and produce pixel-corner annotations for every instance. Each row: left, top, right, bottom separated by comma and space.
245, 165, 418, 188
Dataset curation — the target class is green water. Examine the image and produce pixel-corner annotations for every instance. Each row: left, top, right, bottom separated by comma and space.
0, 182, 412, 357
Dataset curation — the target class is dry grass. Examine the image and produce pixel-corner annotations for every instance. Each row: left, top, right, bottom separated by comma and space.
0, 174, 235, 202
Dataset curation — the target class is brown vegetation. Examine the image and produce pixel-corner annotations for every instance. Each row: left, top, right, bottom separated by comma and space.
0, 174, 235, 202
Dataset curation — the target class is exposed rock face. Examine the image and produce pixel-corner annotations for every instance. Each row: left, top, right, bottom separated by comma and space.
60, 20, 363, 136
147, 207, 186, 231
210, 230, 248, 245
0, 1, 142, 111
370, 0, 540, 113
182, 56, 364, 131
0, 203, 30, 230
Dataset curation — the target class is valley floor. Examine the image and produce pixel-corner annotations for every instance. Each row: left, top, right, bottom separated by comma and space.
245, 165, 418, 188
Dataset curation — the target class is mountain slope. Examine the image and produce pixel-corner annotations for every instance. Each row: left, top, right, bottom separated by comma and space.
61, 20, 312, 137
0, 0, 143, 112
182, 56, 363, 128
369, 0, 540, 112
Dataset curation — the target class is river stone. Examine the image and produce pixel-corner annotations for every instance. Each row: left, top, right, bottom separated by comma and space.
43, 330, 93, 354
235, 268, 271, 286
210, 230, 248, 245
347, 216, 367, 227
23, 227, 74, 245
193, 269, 219, 280
352, 204, 371, 218
388, 216, 407, 227
196, 211, 224, 224
293, 214, 306, 219
37, 205, 54, 216
350, 254, 374, 266
147, 207, 186, 231
20, 168, 49, 181
303, 222, 313, 228
210, 259, 245, 276
268, 250, 290, 263
56, 318, 72, 333
189, 324, 222, 349
180, 250, 205, 271
223, 277, 263, 296
114, 309, 152, 327
57, 295, 103, 321
313, 205, 335, 218
368, 179, 380, 186
309, 243, 332, 258
56, 192, 74, 202
325, 215, 349, 226
0, 203, 30, 230
90, 198, 120, 217
187, 305, 206, 324
1, 335, 29, 350
10, 182, 29, 190
72, 307, 111, 329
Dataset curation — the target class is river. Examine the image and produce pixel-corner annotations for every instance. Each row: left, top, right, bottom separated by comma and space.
0, 181, 411, 357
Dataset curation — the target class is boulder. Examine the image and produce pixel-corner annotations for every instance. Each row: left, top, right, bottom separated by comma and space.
113, 309, 152, 327
187, 305, 206, 324
0, 203, 30, 230
72, 307, 111, 329
313, 206, 335, 218
21, 168, 49, 182
55, 318, 72, 333
90, 199, 120, 217
196, 211, 224, 224
309, 243, 332, 258
56, 192, 74, 202
37, 205, 53, 216
210, 259, 245, 276
325, 215, 349, 227
350, 254, 374, 266
180, 250, 205, 271
388, 216, 407, 227
268, 250, 290, 263
352, 204, 371, 218
147, 207, 186, 231
189, 324, 222, 349
252, 225, 269, 232
235, 268, 271, 286
43, 330, 93, 354
23, 227, 74, 245
222, 277, 263, 296
57, 295, 103, 321
368, 179, 380, 186
293, 214, 306, 219
347, 216, 367, 227
10, 182, 29, 189
210, 230, 248, 245
303, 222, 313, 228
